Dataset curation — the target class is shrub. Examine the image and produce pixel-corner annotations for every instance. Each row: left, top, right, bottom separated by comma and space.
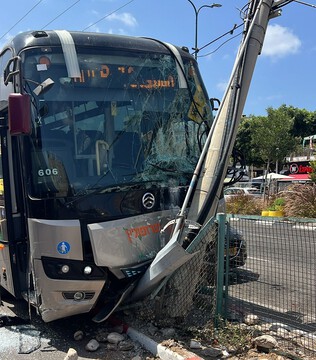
274, 197, 285, 207
265, 197, 285, 211
282, 183, 316, 218
225, 195, 264, 215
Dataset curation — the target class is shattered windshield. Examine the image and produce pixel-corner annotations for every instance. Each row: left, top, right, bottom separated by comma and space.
22, 46, 212, 198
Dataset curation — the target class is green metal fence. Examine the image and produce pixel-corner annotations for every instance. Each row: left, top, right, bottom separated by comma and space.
152, 213, 316, 356
224, 214, 316, 355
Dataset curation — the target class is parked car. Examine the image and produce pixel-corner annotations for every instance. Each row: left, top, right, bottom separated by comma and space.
203, 226, 247, 287
226, 226, 247, 268
224, 186, 262, 199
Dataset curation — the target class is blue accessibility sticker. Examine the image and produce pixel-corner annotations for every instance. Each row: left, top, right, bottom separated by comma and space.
57, 241, 71, 255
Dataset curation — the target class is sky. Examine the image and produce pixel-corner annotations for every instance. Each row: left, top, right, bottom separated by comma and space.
1, 0, 315, 116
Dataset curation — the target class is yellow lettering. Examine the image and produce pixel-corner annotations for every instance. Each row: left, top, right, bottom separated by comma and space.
100, 65, 110, 78
168, 76, 175, 87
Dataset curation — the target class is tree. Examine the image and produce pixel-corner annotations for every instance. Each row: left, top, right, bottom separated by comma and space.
249, 107, 297, 172
234, 105, 315, 172
278, 104, 316, 139
234, 115, 265, 168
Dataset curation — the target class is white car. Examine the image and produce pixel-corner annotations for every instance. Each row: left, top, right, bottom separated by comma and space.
224, 187, 262, 199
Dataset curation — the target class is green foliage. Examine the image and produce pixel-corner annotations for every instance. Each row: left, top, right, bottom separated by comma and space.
283, 183, 316, 218
214, 318, 253, 354
250, 107, 296, 168
234, 105, 315, 169
274, 197, 285, 207
309, 160, 316, 184
266, 197, 285, 211
234, 117, 265, 167
280, 104, 316, 138
188, 318, 253, 355
225, 195, 264, 215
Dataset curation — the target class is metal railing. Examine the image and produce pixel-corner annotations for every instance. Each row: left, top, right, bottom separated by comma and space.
152, 213, 316, 356
225, 214, 316, 355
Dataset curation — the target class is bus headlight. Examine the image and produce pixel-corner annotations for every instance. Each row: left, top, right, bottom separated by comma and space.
61, 265, 70, 274
83, 266, 92, 275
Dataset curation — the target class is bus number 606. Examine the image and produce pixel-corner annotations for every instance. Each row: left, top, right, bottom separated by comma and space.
38, 168, 59, 176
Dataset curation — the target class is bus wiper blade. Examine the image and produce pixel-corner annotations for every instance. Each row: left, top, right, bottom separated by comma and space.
148, 162, 192, 175
65, 180, 158, 206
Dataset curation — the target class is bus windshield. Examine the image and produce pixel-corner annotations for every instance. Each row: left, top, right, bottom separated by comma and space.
22, 46, 212, 198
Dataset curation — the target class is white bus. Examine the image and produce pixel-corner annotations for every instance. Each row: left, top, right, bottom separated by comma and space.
0, 30, 212, 322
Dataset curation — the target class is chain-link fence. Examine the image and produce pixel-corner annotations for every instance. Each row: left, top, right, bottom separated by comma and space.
152, 214, 316, 356
152, 216, 219, 327
225, 215, 316, 355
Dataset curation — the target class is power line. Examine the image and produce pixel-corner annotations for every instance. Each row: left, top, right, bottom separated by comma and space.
0, 0, 44, 41
197, 23, 243, 58
82, 0, 135, 31
293, 0, 316, 8
41, 0, 81, 29
198, 31, 243, 58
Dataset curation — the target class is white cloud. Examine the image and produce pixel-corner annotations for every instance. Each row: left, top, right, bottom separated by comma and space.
261, 24, 301, 59
107, 12, 137, 27
87, 25, 101, 33
216, 81, 228, 92
107, 28, 129, 35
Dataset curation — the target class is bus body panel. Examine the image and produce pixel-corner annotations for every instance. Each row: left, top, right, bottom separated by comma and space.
33, 258, 105, 322
88, 210, 174, 268
0, 244, 15, 295
28, 218, 83, 260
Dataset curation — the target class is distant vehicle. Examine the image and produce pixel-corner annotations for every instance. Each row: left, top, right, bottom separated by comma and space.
227, 227, 247, 268
224, 187, 262, 199
216, 193, 247, 268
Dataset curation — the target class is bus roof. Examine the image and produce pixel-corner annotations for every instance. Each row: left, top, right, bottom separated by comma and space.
1, 30, 192, 59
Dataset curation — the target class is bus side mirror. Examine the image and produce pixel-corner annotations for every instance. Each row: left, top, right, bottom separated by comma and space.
210, 97, 220, 111
8, 93, 31, 135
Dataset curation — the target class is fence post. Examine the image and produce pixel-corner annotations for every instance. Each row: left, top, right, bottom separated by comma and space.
215, 212, 226, 323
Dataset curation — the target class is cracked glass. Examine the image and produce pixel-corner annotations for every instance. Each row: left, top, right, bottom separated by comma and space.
22, 46, 213, 198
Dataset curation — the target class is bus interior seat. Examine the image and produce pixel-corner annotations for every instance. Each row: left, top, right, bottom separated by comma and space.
76, 130, 103, 155
112, 132, 143, 171
41, 132, 76, 193
32, 145, 74, 197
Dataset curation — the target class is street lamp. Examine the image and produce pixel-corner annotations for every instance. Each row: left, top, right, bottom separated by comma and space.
186, 1, 222, 59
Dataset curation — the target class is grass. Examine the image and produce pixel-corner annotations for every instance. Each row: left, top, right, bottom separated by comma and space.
225, 195, 264, 215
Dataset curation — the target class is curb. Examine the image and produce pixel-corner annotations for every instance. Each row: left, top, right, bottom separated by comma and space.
126, 327, 203, 360
127, 326, 205, 360
109, 316, 205, 360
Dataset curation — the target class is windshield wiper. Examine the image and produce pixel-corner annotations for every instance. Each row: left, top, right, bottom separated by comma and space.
65, 179, 159, 206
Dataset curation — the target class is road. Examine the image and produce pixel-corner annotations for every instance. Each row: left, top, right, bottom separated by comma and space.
228, 218, 316, 328
0, 290, 154, 360
2, 217, 316, 358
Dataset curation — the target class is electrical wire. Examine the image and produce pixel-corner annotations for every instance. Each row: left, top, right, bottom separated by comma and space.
0, 0, 44, 41
197, 23, 243, 54
82, 0, 136, 31
41, 0, 81, 29
198, 30, 243, 58
293, 0, 316, 8
272, 0, 294, 9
